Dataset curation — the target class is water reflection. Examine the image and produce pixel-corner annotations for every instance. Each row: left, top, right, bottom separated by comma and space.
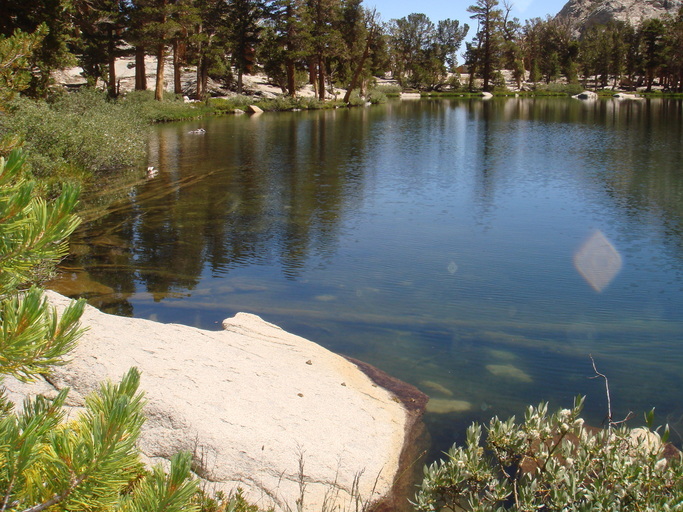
55, 98, 683, 455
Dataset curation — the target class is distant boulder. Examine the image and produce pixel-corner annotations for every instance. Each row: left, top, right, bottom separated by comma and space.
247, 104, 263, 114
573, 90, 598, 100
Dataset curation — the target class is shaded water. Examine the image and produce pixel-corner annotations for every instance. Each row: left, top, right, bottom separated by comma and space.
61, 97, 683, 458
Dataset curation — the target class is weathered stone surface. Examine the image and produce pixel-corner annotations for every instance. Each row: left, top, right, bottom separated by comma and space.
556, 0, 683, 32
6, 291, 423, 512
481, 91, 493, 99
247, 104, 263, 114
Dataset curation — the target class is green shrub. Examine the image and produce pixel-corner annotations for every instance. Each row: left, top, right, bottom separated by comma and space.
372, 84, 402, 96
209, 95, 255, 113
346, 89, 367, 106
414, 397, 683, 511
533, 83, 584, 96
0, 90, 147, 185
366, 89, 388, 104
121, 91, 214, 122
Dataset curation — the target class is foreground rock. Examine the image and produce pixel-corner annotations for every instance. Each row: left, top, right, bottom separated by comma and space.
5, 291, 426, 511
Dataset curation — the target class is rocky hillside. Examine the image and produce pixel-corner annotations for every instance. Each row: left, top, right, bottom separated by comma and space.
556, 0, 683, 30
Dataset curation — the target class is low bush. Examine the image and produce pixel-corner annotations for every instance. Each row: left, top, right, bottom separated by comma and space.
0, 90, 147, 189
121, 90, 214, 122
366, 89, 388, 104
414, 397, 683, 511
372, 84, 402, 96
532, 82, 584, 96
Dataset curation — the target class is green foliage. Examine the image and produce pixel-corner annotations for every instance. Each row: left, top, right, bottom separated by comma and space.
414, 397, 683, 511
371, 84, 401, 96
0, 150, 199, 512
0, 27, 46, 107
0, 150, 80, 291
120, 90, 215, 122
532, 82, 584, 96
366, 89, 387, 104
0, 90, 147, 184
388, 13, 468, 91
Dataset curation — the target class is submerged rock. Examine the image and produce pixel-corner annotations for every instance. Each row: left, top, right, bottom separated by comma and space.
485, 364, 533, 383
6, 291, 426, 512
247, 104, 263, 114
420, 380, 454, 397
426, 398, 472, 414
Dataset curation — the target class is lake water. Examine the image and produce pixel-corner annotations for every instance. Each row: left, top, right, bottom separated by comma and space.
62, 97, 683, 459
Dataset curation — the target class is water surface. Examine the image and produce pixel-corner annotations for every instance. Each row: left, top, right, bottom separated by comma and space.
62, 97, 683, 456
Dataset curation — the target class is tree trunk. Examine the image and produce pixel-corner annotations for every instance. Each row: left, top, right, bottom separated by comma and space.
173, 39, 182, 95
199, 56, 209, 99
107, 27, 117, 98
135, 46, 147, 90
344, 40, 370, 103
317, 55, 325, 101
155, 44, 166, 101
286, 58, 296, 97
308, 59, 318, 96
195, 25, 203, 100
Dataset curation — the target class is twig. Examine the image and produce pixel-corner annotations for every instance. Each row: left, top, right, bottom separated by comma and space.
589, 355, 632, 431
589, 354, 613, 431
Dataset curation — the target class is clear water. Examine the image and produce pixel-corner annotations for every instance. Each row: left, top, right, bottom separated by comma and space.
62, 97, 683, 458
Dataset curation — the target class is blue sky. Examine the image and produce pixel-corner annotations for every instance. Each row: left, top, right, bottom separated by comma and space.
367, 0, 569, 27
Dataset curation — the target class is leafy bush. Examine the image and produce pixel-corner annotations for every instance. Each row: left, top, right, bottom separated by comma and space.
209, 95, 257, 113
372, 84, 402, 96
366, 89, 388, 104
121, 90, 214, 122
533, 83, 585, 96
346, 90, 367, 106
413, 397, 683, 511
0, 89, 147, 184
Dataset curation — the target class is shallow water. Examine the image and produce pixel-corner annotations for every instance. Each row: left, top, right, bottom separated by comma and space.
62, 97, 683, 458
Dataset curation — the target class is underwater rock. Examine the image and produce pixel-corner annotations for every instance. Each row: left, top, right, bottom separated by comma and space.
485, 364, 533, 383
426, 398, 472, 414
420, 380, 454, 397
46, 270, 114, 298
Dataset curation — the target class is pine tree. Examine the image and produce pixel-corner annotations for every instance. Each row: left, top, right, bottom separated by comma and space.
0, 149, 199, 512
466, 0, 504, 92
225, 0, 267, 95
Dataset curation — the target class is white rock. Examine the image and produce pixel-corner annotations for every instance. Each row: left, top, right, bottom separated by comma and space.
613, 92, 643, 100
247, 104, 264, 114
6, 291, 417, 512
481, 91, 493, 99
573, 90, 598, 100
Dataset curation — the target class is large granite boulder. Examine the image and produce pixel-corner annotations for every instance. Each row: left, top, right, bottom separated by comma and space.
4, 291, 426, 511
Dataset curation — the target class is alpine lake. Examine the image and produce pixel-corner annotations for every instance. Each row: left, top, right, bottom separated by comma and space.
56, 96, 683, 461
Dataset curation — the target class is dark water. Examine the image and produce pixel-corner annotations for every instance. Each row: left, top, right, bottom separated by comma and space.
61, 97, 683, 458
